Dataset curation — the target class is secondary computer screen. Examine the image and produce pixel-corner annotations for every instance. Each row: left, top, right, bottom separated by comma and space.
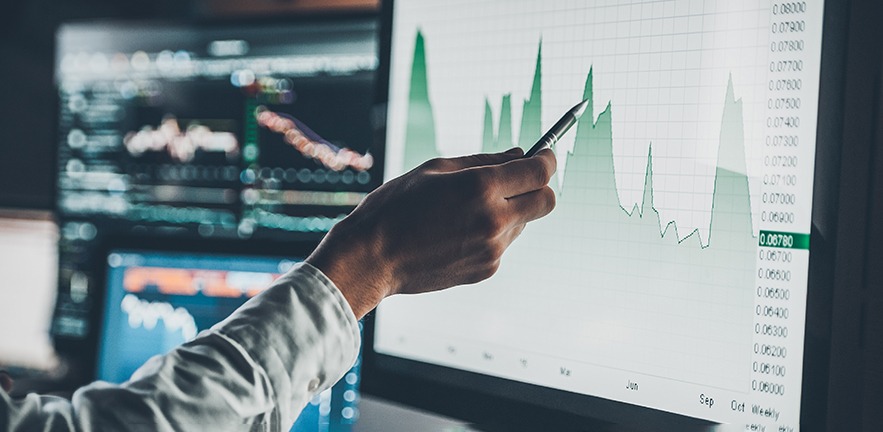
98, 251, 361, 431
52, 19, 378, 341
374, 1, 823, 429
0, 214, 58, 370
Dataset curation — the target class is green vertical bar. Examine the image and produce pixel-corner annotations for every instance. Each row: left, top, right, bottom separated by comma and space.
244, 99, 259, 164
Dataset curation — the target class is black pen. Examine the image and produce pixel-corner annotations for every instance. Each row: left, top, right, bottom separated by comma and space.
523, 99, 589, 158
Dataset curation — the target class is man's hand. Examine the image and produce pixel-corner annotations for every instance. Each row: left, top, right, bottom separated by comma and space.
307, 147, 557, 318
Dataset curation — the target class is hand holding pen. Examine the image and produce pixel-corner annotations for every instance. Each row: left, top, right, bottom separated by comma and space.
523, 99, 589, 158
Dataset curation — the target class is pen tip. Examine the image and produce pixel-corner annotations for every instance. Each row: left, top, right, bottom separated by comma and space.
572, 99, 589, 119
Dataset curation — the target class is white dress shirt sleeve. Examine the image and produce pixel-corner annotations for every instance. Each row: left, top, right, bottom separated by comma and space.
0, 262, 361, 432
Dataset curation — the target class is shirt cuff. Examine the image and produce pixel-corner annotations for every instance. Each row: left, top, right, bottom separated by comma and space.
211, 262, 361, 423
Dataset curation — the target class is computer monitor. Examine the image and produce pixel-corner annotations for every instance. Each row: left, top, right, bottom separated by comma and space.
97, 250, 361, 431
0, 212, 58, 371
50, 16, 381, 376
366, 1, 846, 431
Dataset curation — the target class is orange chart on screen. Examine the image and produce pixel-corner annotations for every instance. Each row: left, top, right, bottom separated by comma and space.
122, 267, 279, 298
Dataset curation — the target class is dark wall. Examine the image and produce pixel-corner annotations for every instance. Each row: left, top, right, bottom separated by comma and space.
823, 1, 883, 431
0, 0, 182, 210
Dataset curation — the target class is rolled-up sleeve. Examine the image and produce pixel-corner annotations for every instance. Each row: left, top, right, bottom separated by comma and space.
0, 262, 361, 432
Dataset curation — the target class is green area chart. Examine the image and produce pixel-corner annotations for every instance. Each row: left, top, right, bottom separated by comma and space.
397, 30, 814, 386
403, 31, 543, 168
401, 30, 807, 254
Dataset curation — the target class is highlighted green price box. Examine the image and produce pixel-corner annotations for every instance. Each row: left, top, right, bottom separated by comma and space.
759, 230, 810, 250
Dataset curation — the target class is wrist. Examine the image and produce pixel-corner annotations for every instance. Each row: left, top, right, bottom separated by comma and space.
306, 218, 392, 318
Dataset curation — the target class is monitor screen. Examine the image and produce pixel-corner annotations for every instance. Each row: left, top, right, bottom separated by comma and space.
51, 18, 380, 342
97, 250, 361, 431
374, 0, 826, 429
0, 212, 58, 370
55, 21, 379, 232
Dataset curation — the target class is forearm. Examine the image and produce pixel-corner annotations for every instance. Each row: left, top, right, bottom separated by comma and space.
0, 263, 360, 432
210, 262, 361, 423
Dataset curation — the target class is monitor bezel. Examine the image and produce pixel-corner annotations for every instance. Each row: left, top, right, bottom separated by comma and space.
361, 1, 848, 430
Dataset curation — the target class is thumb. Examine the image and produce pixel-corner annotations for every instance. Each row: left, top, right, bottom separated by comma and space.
431, 147, 524, 172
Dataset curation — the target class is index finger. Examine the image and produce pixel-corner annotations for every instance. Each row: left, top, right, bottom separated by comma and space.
429, 147, 523, 173
491, 148, 557, 198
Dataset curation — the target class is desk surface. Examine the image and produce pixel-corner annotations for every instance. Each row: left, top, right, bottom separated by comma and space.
355, 395, 478, 432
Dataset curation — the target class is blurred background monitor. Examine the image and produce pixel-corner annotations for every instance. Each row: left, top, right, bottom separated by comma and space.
49, 16, 382, 382
0, 1, 379, 211
96, 249, 362, 431
0, 211, 59, 371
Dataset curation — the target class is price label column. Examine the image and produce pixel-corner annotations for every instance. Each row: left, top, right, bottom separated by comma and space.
750, 1, 822, 429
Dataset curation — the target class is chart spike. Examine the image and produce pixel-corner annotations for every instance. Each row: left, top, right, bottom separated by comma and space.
402, 30, 440, 170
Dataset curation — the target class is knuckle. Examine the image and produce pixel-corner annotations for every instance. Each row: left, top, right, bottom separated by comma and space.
483, 259, 502, 279
463, 272, 484, 285
459, 169, 494, 199
479, 241, 505, 263
543, 150, 558, 172
489, 242, 507, 261
420, 157, 447, 171
529, 161, 551, 186
466, 260, 500, 284
474, 209, 507, 238
542, 186, 557, 213
511, 224, 527, 240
